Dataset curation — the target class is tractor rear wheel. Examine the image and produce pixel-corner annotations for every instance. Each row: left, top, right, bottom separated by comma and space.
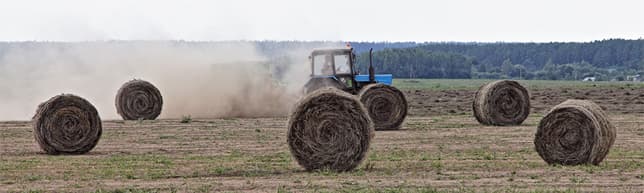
359, 84, 408, 131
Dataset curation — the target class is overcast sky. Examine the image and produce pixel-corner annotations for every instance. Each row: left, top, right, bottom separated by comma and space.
0, 0, 642, 42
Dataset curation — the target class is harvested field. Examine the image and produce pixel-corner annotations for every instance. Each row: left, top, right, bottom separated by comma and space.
1, 79, 644, 192
404, 80, 644, 116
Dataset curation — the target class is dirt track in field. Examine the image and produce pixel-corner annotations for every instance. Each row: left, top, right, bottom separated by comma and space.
1, 86, 643, 192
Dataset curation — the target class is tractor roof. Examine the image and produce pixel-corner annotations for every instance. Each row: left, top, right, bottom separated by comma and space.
311, 48, 352, 56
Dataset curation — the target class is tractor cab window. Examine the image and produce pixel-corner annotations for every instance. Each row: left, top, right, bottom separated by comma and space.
313, 54, 334, 76
334, 54, 351, 74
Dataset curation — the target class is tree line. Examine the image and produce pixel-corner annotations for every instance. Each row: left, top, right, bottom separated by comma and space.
355, 39, 644, 80
355, 48, 474, 79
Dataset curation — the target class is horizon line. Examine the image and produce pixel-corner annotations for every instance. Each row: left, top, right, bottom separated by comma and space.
0, 38, 643, 44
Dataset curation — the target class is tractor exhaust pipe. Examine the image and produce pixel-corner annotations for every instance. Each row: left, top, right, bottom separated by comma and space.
369, 48, 375, 83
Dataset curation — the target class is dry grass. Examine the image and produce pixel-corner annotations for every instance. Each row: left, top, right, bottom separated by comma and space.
1, 112, 643, 192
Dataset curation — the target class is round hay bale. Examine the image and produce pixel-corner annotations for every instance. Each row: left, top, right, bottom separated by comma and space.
33, 94, 102, 155
534, 100, 616, 165
358, 83, 408, 131
287, 88, 374, 172
115, 79, 163, 120
472, 80, 530, 126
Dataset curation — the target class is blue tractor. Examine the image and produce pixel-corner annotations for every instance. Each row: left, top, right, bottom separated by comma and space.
304, 48, 408, 131
304, 48, 391, 94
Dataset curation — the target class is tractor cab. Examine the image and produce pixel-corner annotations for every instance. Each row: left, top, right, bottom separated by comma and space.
304, 48, 393, 94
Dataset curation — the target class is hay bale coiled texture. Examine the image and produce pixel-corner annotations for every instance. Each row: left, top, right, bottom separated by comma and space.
472, 80, 530, 126
535, 100, 616, 165
287, 88, 374, 172
115, 79, 163, 120
33, 94, 102, 155
358, 83, 408, 131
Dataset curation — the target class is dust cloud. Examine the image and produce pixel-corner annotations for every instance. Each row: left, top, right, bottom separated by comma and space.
0, 41, 338, 121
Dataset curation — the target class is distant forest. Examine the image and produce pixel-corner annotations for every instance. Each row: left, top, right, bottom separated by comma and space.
1, 39, 643, 80
353, 39, 644, 81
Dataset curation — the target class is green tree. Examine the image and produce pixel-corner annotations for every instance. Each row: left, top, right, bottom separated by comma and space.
541, 59, 557, 80
501, 59, 513, 77
511, 64, 527, 79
